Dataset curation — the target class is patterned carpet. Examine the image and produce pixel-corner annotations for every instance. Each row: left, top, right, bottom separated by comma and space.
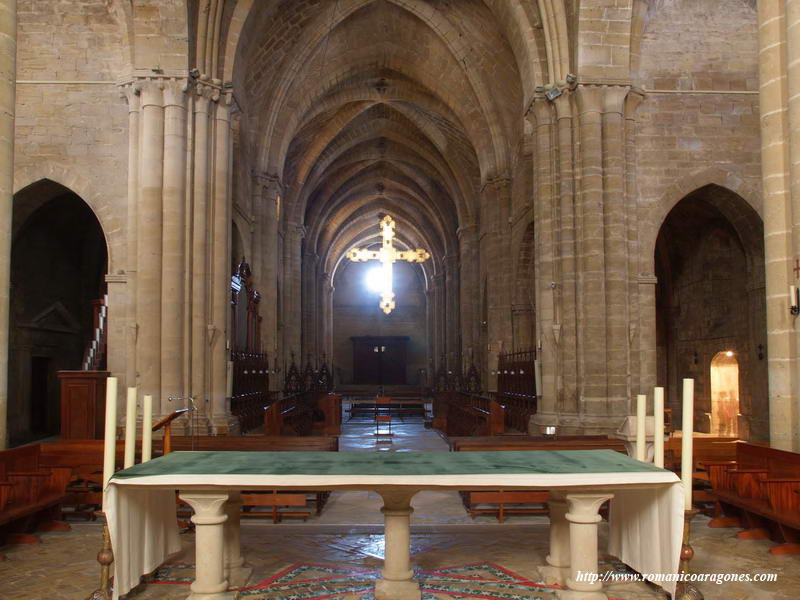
145, 561, 629, 599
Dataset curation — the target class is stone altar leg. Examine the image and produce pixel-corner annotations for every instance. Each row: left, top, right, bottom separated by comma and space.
179, 491, 236, 600
540, 492, 570, 585
556, 492, 614, 600
375, 489, 421, 600
223, 491, 252, 588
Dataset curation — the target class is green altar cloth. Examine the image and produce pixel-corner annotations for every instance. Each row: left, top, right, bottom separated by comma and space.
113, 449, 666, 478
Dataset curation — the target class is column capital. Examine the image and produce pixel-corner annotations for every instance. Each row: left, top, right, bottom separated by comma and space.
163, 77, 190, 108
118, 81, 142, 110
254, 171, 284, 195
575, 83, 630, 115
138, 77, 165, 108
526, 94, 554, 126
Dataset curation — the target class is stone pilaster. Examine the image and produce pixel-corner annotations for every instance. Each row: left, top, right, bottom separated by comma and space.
0, 0, 15, 449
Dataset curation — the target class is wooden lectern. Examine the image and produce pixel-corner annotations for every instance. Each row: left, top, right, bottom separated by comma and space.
58, 370, 109, 439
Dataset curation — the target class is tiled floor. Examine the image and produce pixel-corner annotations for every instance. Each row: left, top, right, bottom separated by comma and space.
2, 415, 799, 599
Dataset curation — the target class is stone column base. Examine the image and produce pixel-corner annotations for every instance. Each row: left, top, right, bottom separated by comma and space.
186, 591, 238, 600
538, 564, 569, 586
374, 579, 421, 600
530, 412, 628, 436
227, 565, 252, 589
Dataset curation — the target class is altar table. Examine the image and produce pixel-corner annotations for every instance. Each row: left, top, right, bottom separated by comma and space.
106, 450, 683, 600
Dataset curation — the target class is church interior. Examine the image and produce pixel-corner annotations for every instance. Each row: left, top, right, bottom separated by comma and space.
1, 1, 800, 599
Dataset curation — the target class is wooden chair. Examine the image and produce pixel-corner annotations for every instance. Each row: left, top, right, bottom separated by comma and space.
375, 397, 393, 439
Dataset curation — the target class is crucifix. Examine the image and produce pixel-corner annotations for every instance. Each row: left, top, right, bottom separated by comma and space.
347, 215, 430, 314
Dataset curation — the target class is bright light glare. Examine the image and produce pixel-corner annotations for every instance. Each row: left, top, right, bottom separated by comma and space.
725, 350, 734, 357
365, 266, 387, 293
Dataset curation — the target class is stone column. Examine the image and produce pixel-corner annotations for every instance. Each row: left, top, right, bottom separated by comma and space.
574, 86, 608, 419
223, 491, 251, 587
179, 491, 234, 600
431, 274, 445, 365
375, 490, 420, 600
255, 174, 281, 370
136, 79, 165, 401
600, 86, 630, 417
784, 0, 800, 450
301, 249, 319, 358
562, 492, 614, 600
120, 82, 141, 389
553, 92, 579, 414
321, 272, 334, 364
0, 0, 15, 449
540, 491, 570, 585
529, 96, 558, 426
457, 224, 479, 369
190, 79, 217, 418
209, 92, 233, 433
284, 222, 304, 357
757, 1, 798, 450
444, 254, 460, 367
161, 79, 188, 415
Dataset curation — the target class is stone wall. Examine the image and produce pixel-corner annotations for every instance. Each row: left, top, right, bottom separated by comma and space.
332, 260, 428, 386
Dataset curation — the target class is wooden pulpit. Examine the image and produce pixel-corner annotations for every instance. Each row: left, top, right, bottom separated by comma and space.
58, 370, 109, 439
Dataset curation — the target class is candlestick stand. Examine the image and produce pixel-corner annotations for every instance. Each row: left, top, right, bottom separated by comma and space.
675, 508, 703, 600
86, 521, 114, 600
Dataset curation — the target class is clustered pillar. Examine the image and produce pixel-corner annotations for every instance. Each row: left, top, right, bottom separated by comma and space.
119, 74, 234, 433
527, 83, 644, 435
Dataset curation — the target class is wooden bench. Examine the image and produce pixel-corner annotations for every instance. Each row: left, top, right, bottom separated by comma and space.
704, 442, 800, 554
450, 437, 626, 522
158, 435, 339, 518
39, 440, 132, 520
0, 445, 73, 549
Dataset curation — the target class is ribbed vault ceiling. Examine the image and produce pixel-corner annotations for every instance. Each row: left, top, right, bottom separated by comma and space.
232, 0, 544, 279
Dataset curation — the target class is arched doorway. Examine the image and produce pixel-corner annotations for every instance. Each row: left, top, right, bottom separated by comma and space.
654, 184, 766, 440
9, 180, 107, 446
710, 350, 740, 436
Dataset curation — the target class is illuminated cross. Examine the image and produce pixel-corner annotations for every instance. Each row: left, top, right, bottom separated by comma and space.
347, 215, 430, 314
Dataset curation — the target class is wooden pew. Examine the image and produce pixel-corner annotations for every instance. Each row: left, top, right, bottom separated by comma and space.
158, 435, 339, 518
704, 442, 800, 554
450, 437, 626, 522
155, 435, 339, 453
39, 440, 130, 520
0, 445, 73, 546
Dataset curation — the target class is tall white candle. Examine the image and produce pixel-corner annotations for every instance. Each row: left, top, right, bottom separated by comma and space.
141, 394, 153, 463
102, 377, 118, 489
682, 378, 695, 509
792, 286, 797, 308
654, 387, 665, 468
124, 387, 137, 468
636, 394, 646, 462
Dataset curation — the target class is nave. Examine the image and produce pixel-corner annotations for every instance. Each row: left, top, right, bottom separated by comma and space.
2, 417, 798, 600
